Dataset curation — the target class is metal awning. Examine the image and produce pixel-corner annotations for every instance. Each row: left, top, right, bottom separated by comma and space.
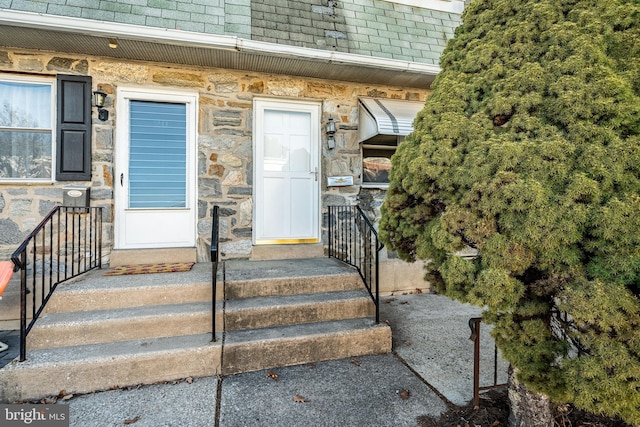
357, 98, 424, 143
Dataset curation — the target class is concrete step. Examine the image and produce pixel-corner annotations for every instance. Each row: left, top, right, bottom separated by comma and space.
29, 302, 223, 350
225, 258, 362, 299
45, 263, 217, 313
250, 244, 324, 260
109, 248, 197, 266
222, 318, 391, 374
225, 290, 374, 331
0, 257, 391, 402
0, 333, 221, 403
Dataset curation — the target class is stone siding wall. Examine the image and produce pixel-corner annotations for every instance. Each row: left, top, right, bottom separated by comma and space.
0, 47, 430, 262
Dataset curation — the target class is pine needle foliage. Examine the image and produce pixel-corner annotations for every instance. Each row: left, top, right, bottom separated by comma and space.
380, 0, 640, 423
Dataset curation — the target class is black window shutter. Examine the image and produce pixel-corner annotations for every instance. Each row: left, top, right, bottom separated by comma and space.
56, 74, 92, 181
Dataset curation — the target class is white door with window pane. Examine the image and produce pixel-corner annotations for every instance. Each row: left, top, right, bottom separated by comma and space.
115, 89, 197, 249
254, 99, 320, 244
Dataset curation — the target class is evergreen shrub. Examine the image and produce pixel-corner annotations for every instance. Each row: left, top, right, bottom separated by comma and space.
380, 0, 640, 423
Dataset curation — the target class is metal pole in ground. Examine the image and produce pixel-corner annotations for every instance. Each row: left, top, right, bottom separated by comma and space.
469, 317, 481, 408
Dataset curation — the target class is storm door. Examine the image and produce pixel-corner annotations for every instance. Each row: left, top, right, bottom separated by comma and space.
115, 89, 197, 249
254, 99, 320, 244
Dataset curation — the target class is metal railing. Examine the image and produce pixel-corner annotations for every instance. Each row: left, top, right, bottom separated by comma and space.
469, 317, 508, 407
210, 205, 220, 342
11, 206, 103, 361
327, 205, 384, 323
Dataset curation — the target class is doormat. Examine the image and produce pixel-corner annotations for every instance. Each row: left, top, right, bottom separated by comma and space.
104, 262, 195, 276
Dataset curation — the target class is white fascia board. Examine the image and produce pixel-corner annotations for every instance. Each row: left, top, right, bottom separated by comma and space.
330, 50, 441, 74
0, 9, 441, 76
236, 38, 331, 61
239, 39, 442, 75
387, 0, 464, 14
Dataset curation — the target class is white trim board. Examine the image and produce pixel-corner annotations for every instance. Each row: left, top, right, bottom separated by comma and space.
388, 0, 465, 13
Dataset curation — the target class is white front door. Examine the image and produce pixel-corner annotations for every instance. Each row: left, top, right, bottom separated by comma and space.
254, 99, 320, 244
114, 88, 197, 249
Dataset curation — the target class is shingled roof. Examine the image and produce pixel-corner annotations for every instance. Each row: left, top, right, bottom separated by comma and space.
251, 0, 462, 66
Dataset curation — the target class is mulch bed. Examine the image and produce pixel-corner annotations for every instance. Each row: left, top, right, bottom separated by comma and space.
417, 388, 632, 427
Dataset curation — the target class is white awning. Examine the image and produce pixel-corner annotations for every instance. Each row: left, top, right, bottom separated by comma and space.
358, 98, 424, 143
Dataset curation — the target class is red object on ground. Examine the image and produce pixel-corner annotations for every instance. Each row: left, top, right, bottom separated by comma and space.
0, 261, 13, 299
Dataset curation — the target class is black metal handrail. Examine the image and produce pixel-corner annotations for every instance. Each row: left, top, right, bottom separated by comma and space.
210, 205, 220, 342
469, 317, 508, 407
327, 205, 384, 323
11, 206, 102, 361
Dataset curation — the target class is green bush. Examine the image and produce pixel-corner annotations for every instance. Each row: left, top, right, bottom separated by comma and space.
380, 0, 640, 423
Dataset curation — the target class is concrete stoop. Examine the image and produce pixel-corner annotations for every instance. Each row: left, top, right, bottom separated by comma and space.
0, 258, 391, 402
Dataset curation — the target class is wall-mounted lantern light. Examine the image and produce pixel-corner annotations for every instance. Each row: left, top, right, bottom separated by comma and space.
326, 117, 336, 149
93, 90, 109, 121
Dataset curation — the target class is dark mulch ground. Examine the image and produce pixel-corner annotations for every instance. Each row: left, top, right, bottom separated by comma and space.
417, 388, 633, 427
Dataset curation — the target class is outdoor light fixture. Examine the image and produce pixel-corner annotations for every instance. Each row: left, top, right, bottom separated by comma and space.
108, 39, 118, 49
326, 118, 336, 149
93, 90, 109, 121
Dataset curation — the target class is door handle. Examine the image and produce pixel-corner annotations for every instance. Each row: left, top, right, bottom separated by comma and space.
310, 167, 318, 181
120, 173, 123, 187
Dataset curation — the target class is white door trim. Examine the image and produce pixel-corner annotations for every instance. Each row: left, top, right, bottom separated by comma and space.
253, 98, 321, 245
114, 87, 198, 249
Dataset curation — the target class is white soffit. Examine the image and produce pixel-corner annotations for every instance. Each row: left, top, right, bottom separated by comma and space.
358, 98, 424, 143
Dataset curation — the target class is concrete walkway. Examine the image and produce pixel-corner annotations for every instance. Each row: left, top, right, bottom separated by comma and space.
1, 293, 508, 426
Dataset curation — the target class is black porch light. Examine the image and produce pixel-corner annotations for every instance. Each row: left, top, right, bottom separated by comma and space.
93, 89, 109, 121
326, 117, 336, 149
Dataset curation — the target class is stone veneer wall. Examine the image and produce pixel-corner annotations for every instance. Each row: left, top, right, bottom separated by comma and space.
0, 48, 430, 263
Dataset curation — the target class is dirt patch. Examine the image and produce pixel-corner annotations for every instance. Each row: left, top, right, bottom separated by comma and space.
418, 389, 509, 427
417, 388, 632, 427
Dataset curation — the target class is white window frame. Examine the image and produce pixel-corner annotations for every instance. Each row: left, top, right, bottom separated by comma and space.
0, 74, 56, 183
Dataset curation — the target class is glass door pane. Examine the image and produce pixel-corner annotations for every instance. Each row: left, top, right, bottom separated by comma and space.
128, 101, 187, 209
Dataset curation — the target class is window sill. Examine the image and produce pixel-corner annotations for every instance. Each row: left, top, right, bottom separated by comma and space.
0, 180, 55, 185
